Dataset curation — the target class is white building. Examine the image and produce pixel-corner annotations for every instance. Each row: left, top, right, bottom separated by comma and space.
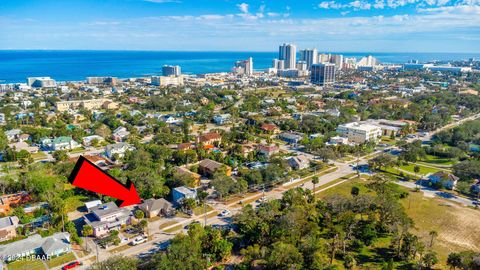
336, 122, 382, 144
162, 65, 181, 76
151, 76, 184, 87
26, 77, 56, 88
105, 142, 135, 159
299, 48, 318, 69
279, 43, 296, 69
233, 57, 253, 76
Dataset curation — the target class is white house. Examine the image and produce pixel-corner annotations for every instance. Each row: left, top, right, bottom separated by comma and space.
105, 142, 135, 159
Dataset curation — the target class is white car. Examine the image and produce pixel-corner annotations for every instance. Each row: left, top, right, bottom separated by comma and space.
219, 210, 231, 217
131, 236, 147, 246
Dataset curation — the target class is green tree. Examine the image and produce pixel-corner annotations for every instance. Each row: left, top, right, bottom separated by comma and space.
82, 225, 93, 237
267, 242, 303, 270
422, 251, 439, 269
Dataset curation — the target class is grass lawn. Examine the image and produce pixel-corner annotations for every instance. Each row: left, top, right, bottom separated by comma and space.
31, 152, 47, 160
45, 252, 76, 268
380, 136, 397, 145
159, 220, 179, 230
421, 154, 457, 166
316, 177, 374, 199
193, 204, 214, 216
7, 260, 46, 270
64, 194, 90, 212
109, 244, 132, 254
398, 163, 440, 175
164, 224, 184, 233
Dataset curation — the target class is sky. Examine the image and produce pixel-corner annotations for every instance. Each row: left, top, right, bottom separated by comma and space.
0, 0, 479, 52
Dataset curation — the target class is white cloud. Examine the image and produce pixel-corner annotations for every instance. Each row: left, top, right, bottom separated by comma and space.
237, 3, 249, 13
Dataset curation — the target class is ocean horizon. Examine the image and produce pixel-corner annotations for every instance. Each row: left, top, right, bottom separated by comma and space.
1, 50, 479, 84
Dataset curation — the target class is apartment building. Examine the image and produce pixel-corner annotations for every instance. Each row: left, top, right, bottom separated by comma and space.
336, 122, 382, 144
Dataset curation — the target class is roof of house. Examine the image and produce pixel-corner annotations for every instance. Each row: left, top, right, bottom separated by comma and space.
0, 232, 70, 259
257, 144, 279, 152
431, 171, 460, 182
0, 216, 19, 229
139, 198, 173, 212
173, 186, 196, 196
105, 142, 131, 152
199, 159, 226, 171
289, 155, 310, 166
177, 142, 194, 150
261, 123, 278, 131
199, 132, 221, 143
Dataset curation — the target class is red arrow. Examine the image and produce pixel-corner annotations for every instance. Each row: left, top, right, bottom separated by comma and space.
68, 156, 141, 207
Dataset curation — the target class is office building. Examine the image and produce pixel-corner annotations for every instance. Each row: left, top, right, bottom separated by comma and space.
310, 63, 336, 85
233, 57, 253, 76
299, 48, 318, 69
162, 65, 181, 76
26, 77, 56, 88
336, 122, 382, 144
279, 43, 296, 69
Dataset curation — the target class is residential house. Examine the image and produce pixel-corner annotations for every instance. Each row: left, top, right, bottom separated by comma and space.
198, 132, 222, 145
40, 136, 80, 151
198, 159, 232, 177
84, 202, 132, 238
213, 114, 231, 125
105, 143, 135, 159
112, 127, 130, 142
8, 141, 39, 153
175, 167, 201, 187
172, 186, 197, 206
102, 100, 119, 110
84, 200, 102, 212
0, 216, 19, 242
138, 198, 174, 218
0, 192, 31, 214
279, 132, 304, 144
82, 135, 105, 146
0, 232, 71, 262
257, 144, 280, 157
328, 136, 349, 145
288, 155, 310, 170
428, 171, 460, 190
260, 123, 280, 134
18, 134, 30, 142
5, 129, 21, 142
177, 142, 194, 151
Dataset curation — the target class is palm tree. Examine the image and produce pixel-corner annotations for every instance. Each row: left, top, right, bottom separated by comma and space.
429, 230, 438, 247
312, 176, 319, 198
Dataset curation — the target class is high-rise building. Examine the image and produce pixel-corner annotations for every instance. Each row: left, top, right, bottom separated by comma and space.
272, 59, 285, 70
162, 65, 181, 76
26, 77, 56, 88
330, 54, 344, 70
233, 57, 253, 76
310, 63, 336, 85
299, 48, 318, 69
357, 55, 379, 67
296, 61, 307, 71
318, 53, 331, 63
279, 43, 296, 69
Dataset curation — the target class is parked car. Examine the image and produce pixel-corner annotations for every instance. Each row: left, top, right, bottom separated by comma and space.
131, 236, 147, 246
62, 261, 82, 270
219, 210, 231, 217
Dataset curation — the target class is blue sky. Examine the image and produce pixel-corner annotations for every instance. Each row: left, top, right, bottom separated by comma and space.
0, 0, 479, 52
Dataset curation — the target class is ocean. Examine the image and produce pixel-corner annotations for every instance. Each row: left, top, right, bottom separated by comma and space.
0, 50, 479, 83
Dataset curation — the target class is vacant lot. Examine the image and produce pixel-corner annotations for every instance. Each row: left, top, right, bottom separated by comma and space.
315, 177, 480, 269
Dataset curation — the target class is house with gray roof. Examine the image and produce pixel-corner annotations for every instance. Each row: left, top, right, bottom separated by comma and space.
0, 232, 71, 262
84, 202, 132, 238
138, 198, 174, 218
0, 216, 19, 242
105, 142, 135, 159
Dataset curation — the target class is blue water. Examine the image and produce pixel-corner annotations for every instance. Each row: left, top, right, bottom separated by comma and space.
0, 50, 479, 83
